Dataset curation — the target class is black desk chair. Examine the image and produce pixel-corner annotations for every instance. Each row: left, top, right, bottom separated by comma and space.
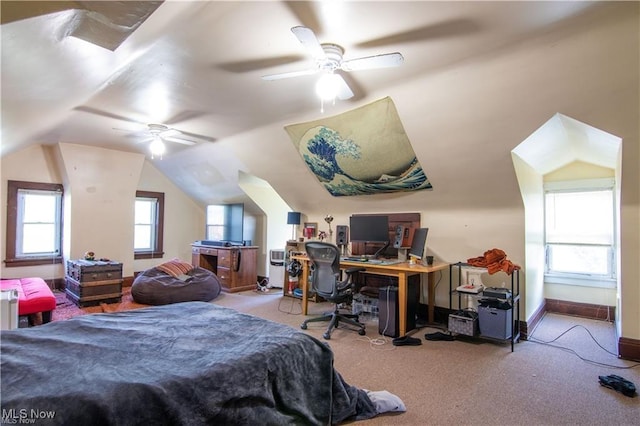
300, 241, 367, 340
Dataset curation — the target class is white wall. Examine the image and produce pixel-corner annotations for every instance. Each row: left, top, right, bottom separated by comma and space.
57, 143, 145, 277
1, 145, 65, 279
135, 161, 205, 272
1, 144, 206, 280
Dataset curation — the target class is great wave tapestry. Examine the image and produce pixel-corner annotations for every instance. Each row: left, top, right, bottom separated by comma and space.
285, 97, 432, 196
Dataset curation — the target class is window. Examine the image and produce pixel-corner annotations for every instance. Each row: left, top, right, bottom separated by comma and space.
206, 203, 244, 242
134, 191, 164, 259
5, 181, 63, 267
544, 178, 616, 287
206, 205, 225, 241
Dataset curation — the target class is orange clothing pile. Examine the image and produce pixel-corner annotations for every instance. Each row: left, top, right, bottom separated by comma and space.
467, 248, 521, 275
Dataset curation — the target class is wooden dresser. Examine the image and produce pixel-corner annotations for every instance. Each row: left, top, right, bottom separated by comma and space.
191, 244, 258, 293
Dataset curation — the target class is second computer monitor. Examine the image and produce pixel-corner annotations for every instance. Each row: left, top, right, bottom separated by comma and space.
349, 215, 390, 243
409, 228, 429, 260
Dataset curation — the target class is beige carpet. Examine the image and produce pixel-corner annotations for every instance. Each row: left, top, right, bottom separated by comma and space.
212, 289, 640, 425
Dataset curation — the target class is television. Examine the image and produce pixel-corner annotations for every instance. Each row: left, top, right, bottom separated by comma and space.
206, 203, 244, 244
225, 203, 244, 243
349, 215, 390, 258
409, 228, 429, 260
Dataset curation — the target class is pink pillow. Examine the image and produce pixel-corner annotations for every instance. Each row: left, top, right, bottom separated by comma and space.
156, 259, 194, 278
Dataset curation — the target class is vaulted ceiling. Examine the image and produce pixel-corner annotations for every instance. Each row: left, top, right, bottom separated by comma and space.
1, 1, 636, 210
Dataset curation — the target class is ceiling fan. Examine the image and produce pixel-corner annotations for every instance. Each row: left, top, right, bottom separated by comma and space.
74, 106, 216, 158
120, 124, 203, 158
262, 26, 404, 103
125, 123, 198, 145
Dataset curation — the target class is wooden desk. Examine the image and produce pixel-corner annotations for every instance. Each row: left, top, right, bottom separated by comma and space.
191, 244, 258, 293
292, 255, 449, 337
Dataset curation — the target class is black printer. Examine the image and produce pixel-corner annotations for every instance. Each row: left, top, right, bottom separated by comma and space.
482, 287, 512, 300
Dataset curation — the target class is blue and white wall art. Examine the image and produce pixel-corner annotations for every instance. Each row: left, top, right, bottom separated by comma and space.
285, 97, 432, 196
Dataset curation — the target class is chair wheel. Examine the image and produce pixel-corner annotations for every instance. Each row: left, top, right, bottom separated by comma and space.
323, 332, 331, 340
358, 329, 366, 336
300, 323, 307, 330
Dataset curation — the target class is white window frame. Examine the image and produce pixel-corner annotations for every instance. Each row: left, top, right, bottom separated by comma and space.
544, 178, 616, 288
134, 191, 164, 259
16, 189, 63, 257
206, 205, 225, 241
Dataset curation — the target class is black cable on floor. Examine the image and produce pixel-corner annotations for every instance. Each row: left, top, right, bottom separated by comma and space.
529, 319, 640, 370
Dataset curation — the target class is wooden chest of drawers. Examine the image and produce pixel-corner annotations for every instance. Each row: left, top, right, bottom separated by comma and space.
191, 245, 257, 293
65, 260, 123, 307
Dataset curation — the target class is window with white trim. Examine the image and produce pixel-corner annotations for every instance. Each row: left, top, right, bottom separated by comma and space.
544, 178, 616, 287
134, 191, 164, 259
206, 205, 225, 241
5, 181, 64, 267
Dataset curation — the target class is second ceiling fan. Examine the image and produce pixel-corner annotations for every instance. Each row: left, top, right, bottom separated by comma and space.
262, 26, 404, 104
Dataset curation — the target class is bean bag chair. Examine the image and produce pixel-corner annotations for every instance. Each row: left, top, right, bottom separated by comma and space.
132, 260, 221, 306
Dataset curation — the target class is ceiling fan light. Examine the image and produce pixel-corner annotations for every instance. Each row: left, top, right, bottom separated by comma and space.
316, 73, 341, 101
149, 138, 166, 159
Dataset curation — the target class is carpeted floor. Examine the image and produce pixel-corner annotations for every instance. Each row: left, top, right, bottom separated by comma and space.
51, 287, 148, 322
211, 289, 640, 425
47, 287, 640, 424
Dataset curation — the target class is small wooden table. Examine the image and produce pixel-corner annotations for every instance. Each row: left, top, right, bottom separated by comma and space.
292, 254, 449, 337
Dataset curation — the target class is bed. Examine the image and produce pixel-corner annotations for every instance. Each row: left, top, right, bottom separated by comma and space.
0, 302, 378, 425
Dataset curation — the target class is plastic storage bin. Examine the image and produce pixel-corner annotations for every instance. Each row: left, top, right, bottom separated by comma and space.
352, 293, 379, 319
478, 305, 512, 339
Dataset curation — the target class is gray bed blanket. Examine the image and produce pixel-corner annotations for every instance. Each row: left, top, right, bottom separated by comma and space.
1, 302, 377, 425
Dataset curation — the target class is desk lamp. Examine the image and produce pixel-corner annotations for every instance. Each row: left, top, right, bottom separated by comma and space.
287, 212, 301, 241
324, 214, 334, 242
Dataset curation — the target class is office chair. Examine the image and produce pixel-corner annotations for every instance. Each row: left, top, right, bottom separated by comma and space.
300, 241, 367, 340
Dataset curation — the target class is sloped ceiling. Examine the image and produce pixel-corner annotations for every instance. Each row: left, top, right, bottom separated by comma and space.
512, 113, 621, 176
1, 1, 163, 51
1, 1, 637, 212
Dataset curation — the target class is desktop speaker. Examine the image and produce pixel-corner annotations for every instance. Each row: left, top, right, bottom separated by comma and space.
336, 225, 349, 246
393, 225, 414, 249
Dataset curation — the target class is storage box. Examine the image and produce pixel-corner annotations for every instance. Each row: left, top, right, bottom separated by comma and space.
448, 311, 478, 336
478, 305, 512, 339
352, 293, 379, 319
66, 260, 123, 283
65, 277, 122, 307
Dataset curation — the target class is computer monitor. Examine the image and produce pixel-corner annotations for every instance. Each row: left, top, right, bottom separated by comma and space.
349, 215, 390, 243
409, 228, 429, 260
349, 215, 390, 259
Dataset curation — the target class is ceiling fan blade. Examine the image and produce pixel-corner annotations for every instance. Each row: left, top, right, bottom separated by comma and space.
291, 26, 326, 60
337, 72, 365, 101
135, 137, 154, 145
113, 128, 151, 140
356, 18, 480, 49
177, 130, 217, 143
159, 128, 182, 138
341, 52, 404, 72
162, 136, 196, 146
335, 74, 354, 100
262, 68, 319, 80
